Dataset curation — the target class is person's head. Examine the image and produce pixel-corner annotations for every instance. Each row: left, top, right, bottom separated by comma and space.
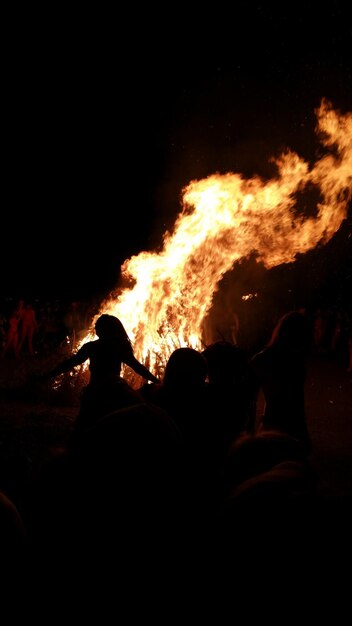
202, 341, 248, 385
94, 314, 131, 344
267, 310, 311, 354
163, 347, 207, 388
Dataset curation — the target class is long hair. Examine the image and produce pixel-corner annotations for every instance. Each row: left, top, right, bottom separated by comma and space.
94, 314, 132, 347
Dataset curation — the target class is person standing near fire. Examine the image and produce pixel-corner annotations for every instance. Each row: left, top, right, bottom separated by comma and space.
2, 309, 20, 358
1, 299, 26, 358
17, 302, 39, 356
43, 313, 159, 441
249, 310, 312, 454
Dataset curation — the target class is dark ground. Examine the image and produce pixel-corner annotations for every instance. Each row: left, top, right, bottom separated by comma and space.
0, 350, 351, 513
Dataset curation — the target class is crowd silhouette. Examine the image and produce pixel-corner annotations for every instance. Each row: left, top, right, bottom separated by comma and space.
0, 304, 351, 610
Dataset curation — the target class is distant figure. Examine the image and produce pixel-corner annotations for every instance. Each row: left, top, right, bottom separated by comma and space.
2, 310, 20, 358
250, 311, 312, 453
45, 314, 159, 439
17, 303, 38, 355
14, 299, 25, 320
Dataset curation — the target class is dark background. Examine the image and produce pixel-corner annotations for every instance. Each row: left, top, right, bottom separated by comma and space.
2, 3, 352, 307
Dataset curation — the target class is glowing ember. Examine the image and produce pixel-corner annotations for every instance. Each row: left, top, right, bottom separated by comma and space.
83, 99, 352, 381
242, 293, 258, 301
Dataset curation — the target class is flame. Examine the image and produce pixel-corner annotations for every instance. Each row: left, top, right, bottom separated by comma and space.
84, 99, 352, 381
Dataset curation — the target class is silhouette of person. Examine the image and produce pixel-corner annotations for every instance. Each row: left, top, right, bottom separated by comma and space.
250, 310, 312, 453
141, 346, 218, 499
14, 299, 25, 320
2, 310, 20, 358
45, 314, 159, 439
141, 346, 209, 439
17, 302, 38, 356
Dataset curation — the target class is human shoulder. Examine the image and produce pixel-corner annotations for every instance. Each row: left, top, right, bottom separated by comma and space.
76, 339, 96, 356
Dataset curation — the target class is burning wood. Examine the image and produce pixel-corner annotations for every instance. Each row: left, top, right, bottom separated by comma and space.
83, 99, 352, 379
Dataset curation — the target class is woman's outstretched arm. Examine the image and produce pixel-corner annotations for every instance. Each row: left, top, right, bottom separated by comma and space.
124, 354, 159, 384
46, 343, 91, 378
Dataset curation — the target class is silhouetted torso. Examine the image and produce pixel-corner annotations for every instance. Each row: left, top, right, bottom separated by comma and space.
78, 337, 133, 388
252, 346, 306, 428
250, 311, 312, 453
46, 314, 158, 442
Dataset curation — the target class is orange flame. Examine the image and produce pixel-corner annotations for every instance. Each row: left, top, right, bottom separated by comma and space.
86, 99, 352, 380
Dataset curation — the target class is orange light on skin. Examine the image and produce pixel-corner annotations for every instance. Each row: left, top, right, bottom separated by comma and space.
80, 99, 351, 383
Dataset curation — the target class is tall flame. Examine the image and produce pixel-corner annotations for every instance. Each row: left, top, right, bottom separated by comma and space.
86, 99, 352, 381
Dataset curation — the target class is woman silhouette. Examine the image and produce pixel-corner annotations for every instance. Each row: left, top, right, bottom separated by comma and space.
47, 314, 159, 438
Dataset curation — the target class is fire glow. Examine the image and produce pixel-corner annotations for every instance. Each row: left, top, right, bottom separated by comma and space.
242, 293, 258, 301
84, 100, 352, 381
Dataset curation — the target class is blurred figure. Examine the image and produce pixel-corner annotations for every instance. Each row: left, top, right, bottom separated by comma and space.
17, 302, 38, 356
14, 299, 25, 319
250, 310, 312, 453
1, 299, 27, 357
2, 309, 20, 358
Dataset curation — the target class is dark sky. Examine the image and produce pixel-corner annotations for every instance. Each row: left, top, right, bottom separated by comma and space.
2, 4, 352, 306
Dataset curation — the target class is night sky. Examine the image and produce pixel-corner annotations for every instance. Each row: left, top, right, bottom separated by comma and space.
2, 4, 352, 308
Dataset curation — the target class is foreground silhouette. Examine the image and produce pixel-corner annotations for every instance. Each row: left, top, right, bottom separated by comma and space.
250, 310, 312, 453
45, 314, 159, 440
24, 401, 193, 610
